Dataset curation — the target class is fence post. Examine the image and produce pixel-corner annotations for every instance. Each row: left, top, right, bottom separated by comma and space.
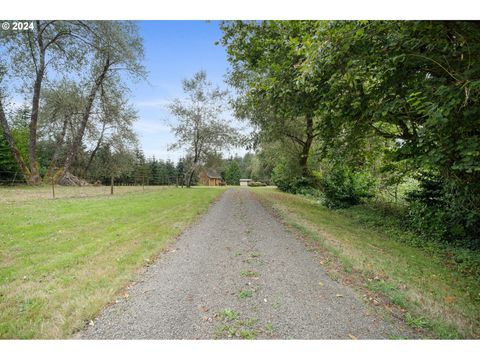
52, 181, 55, 199
110, 175, 114, 195
11, 172, 18, 186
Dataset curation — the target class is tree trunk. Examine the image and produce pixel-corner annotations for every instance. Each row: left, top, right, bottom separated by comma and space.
186, 169, 195, 188
0, 100, 32, 183
299, 113, 314, 178
61, 56, 111, 180
45, 116, 69, 181
27, 21, 46, 185
83, 122, 106, 177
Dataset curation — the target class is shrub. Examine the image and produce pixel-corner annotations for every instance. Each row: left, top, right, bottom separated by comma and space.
319, 165, 376, 208
406, 173, 480, 249
271, 163, 310, 193
247, 181, 267, 187
295, 185, 324, 199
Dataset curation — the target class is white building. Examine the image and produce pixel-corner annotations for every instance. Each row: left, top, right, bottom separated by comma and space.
239, 179, 252, 186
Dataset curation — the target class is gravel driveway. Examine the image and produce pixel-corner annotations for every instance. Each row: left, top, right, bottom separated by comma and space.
80, 188, 411, 339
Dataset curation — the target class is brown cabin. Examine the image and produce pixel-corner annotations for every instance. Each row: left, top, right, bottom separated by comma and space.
199, 169, 225, 186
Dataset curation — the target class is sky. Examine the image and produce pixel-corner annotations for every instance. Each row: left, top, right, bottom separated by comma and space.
129, 20, 245, 162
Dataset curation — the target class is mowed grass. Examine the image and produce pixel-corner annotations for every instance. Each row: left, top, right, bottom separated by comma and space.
251, 188, 480, 339
0, 185, 171, 204
0, 186, 225, 338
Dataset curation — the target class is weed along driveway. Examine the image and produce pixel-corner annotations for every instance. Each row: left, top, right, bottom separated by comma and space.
81, 188, 412, 339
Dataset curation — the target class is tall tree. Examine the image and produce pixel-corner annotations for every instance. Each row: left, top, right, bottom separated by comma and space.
176, 158, 185, 187
39, 80, 85, 180
59, 21, 145, 181
219, 21, 324, 179
0, 21, 145, 184
0, 107, 29, 182
295, 21, 480, 187
0, 21, 82, 184
82, 81, 138, 178
167, 71, 240, 187
225, 160, 241, 185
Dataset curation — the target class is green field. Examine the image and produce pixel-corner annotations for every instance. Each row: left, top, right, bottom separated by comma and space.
0, 186, 225, 339
251, 188, 480, 339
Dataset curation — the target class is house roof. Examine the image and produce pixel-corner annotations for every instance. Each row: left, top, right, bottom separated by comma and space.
205, 169, 222, 179
240, 179, 252, 181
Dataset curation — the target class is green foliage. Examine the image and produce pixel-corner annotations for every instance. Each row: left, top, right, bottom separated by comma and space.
240, 270, 258, 277
0, 129, 18, 177
219, 21, 322, 179
144, 157, 177, 186
366, 280, 408, 309
221, 20, 480, 249
335, 197, 480, 279
247, 181, 267, 187
319, 165, 376, 209
1, 21, 146, 184
0, 121, 29, 182
239, 329, 257, 339
167, 71, 240, 187
220, 308, 239, 321
238, 290, 253, 299
406, 173, 480, 249
405, 313, 428, 329
224, 160, 241, 185
272, 162, 310, 193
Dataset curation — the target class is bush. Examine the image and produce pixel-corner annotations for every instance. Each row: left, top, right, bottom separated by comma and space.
406, 173, 480, 249
247, 181, 267, 187
271, 162, 310, 193
319, 165, 376, 209
338, 197, 480, 278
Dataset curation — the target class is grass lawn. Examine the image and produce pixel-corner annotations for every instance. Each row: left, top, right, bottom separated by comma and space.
251, 188, 480, 339
0, 184, 171, 204
0, 186, 226, 339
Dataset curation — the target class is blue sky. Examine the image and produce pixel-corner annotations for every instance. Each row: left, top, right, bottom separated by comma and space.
129, 20, 244, 162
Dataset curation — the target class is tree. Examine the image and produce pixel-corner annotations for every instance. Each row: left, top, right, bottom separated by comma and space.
148, 156, 160, 185
165, 160, 176, 185
0, 108, 29, 182
225, 160, 241, 185
219, 21, 324, 179
38, 80, 85, 180
219, 20, 480, 247
300, 21, 480, 246
59, 21, 145, 182
132, 148, 148, 186
0, 21, 145, 184
167, 70, 240, 187
82, 81, 138, 179
295, 21, 480, 188
176, 158, 185, 187
0, 21, 85, 184
93, 142, 134, 190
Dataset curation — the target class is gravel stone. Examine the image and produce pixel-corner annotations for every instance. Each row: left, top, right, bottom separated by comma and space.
80, 188, 413, 339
